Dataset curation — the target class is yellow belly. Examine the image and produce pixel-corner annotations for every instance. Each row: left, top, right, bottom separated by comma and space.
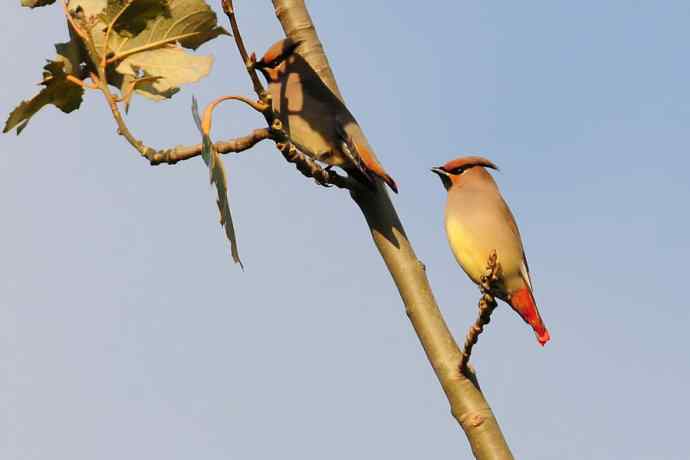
446, 218, 486, 284
445, 216, 525, 290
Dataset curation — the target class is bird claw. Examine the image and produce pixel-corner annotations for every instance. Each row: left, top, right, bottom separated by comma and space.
480, 250, 502, 295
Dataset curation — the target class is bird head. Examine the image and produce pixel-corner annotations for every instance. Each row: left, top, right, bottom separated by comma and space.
255, 38, 301, 82
431, 156, 498, 190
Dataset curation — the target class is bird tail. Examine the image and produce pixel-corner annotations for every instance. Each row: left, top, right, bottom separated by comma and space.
509, 287, 550, 346
352, 139, 398, 193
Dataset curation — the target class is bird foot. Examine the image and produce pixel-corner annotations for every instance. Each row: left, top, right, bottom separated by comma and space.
479, 250, 502, 296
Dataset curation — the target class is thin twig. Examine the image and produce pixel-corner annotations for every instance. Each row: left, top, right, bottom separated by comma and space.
276, 139, 356, 190
459, 251, 502, 373
63, 6, 142, 159
65, 75, 99, 89
149, 128, 272, 165
221, 0, 266, 98
61, 8, 134, 157
201, 95, 269, 134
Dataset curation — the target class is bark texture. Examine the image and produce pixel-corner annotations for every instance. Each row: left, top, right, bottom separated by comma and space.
270, 1, 514, 458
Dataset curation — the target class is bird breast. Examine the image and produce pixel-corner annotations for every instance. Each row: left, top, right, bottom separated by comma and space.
445, 187, 526, 291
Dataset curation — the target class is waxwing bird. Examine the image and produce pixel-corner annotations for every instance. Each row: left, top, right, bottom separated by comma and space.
254, 38, 398, 193
431, 156, 550, 345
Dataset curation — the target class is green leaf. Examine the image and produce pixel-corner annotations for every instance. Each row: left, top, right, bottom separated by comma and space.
21, 0, 56, 7
112, 0, 228, 56
54, 39, 83, 76
102, 0, 169, 36
68, 0, 106, 18
4, 58, 83, 135
70, 0, 226, 61
116, 47, 212, 101
119, 73, 164, 112
68, 0, 225, 103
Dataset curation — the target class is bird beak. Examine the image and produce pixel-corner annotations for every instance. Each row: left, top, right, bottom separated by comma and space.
431, 167, 453, 189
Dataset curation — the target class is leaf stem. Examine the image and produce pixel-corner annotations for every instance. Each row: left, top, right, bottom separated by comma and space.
65, 75, 99, 89
201, 95, 269, 134
221, 0, 267, 98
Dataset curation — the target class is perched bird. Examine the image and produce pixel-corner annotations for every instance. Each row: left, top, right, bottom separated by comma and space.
432, 156, 550, 345
254, 38, 397, 192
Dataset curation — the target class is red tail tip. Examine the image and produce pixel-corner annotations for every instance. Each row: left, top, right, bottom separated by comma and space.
351, 139, 398, 193
537, 329, 551, 346
510, 287, 549, 347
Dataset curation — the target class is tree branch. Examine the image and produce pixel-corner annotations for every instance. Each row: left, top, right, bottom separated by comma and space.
270, 1, 513, 458
149, 128, 272, 165
271, 0, 342, 100
221, 0, 266, 98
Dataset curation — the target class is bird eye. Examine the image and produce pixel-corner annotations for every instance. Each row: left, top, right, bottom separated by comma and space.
452, 168, 464, 175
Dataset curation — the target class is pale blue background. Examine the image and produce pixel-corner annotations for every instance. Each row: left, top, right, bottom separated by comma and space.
1, 1, 689, 459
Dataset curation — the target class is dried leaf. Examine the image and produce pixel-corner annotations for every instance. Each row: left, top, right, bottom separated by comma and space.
191, 96, 211, 165
206, 151, 244, 270
191, 98, 243, 268
210, 147, 243, 268
191, 95, 202, 131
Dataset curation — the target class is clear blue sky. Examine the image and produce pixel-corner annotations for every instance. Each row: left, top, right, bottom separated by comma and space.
2, 1, 689, 459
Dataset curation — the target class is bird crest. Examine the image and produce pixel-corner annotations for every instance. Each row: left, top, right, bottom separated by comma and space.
439, 156, 498, 174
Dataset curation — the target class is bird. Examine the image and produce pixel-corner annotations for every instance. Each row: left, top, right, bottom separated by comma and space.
254, 38, 398, 193
431, 156, 550, 346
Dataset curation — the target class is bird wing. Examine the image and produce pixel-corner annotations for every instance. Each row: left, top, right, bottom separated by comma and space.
277, 51, 398, 192
520, 255, 533, 291
496, 194, 534, 291
336, 113, 398, 192
335, 116, 375, 184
